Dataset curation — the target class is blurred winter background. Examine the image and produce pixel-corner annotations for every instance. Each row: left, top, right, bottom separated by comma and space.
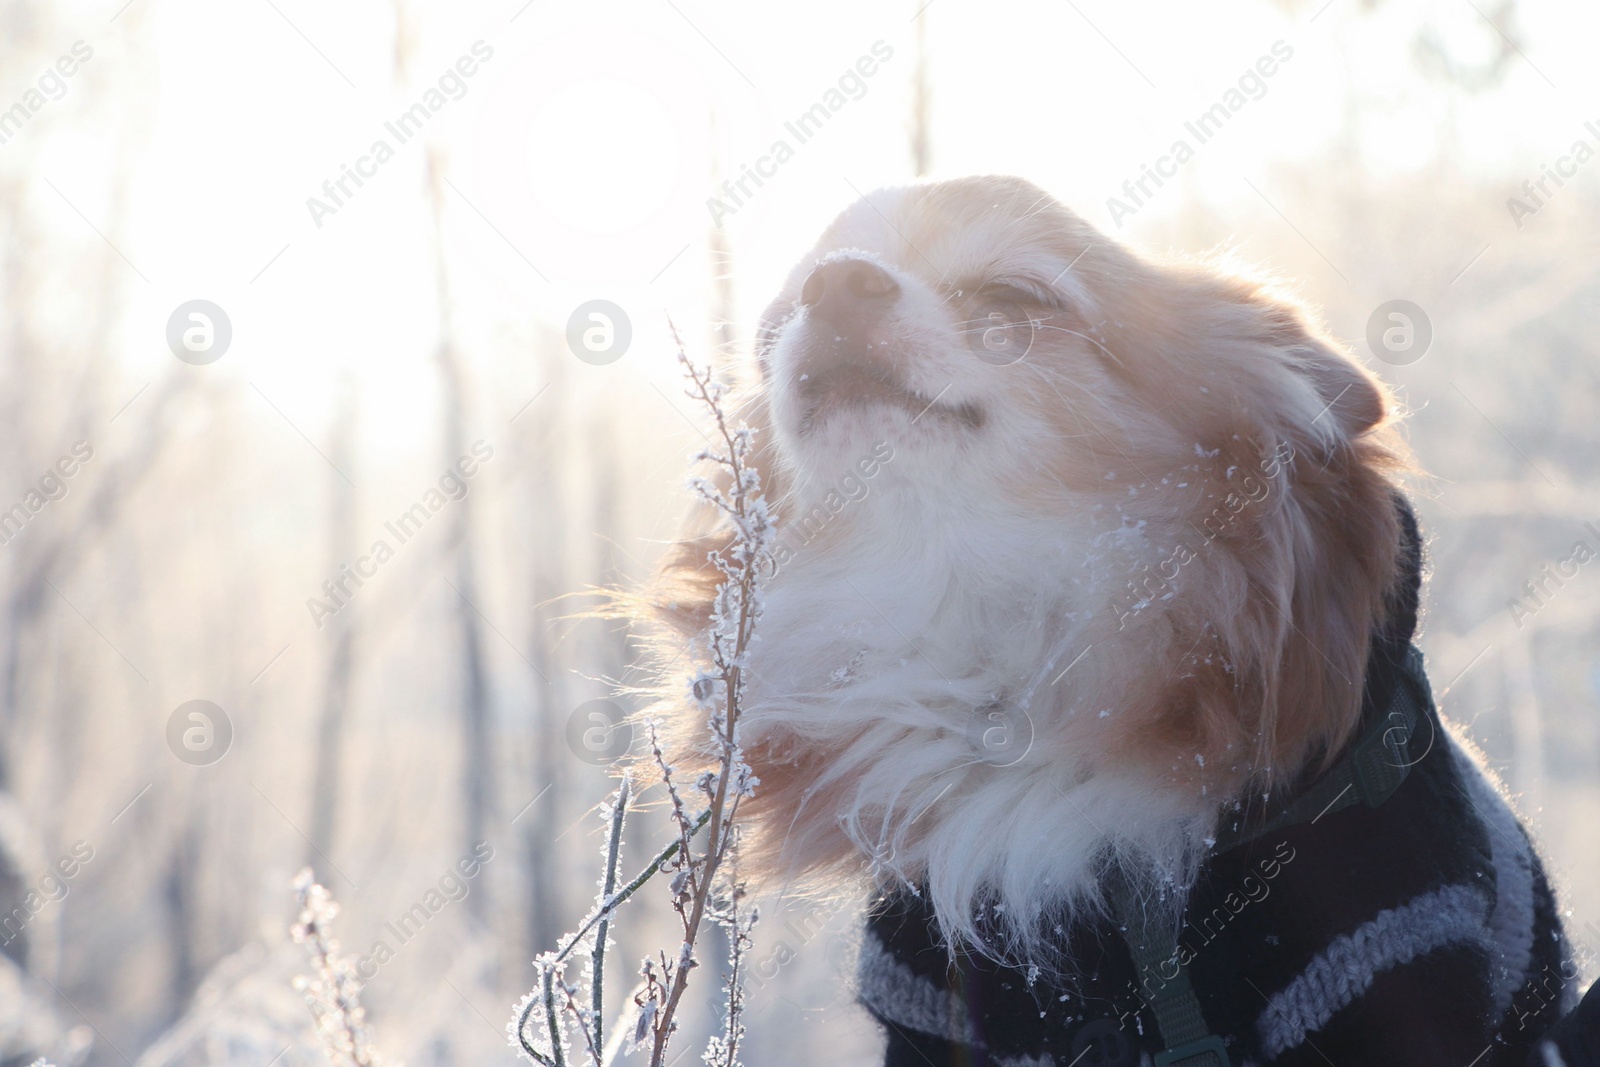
0, 0, 1597, 1062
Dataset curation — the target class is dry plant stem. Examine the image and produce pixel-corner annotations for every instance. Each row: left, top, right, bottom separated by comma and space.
512, 343, 764, 1067
562, 982, 604, 1067
540, 967, 565, 1067
648, 770, 749, 1066
646, 345, 764, 1067
529, 778, 629, 1067
591, 775, 631, 1054
559, 809, 710, 963
292, 871, 383, 1067
649, 723, 695, 873
514, 805, 711, 1065
708, 865, 752, 1067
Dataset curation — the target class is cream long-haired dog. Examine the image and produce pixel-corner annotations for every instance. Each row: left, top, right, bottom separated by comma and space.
639, 177, 1585, 1065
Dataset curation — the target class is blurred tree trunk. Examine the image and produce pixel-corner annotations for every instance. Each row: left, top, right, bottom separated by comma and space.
425, 146, 496, 921
307, 382, 359, 865
161, 819, 201, 1023
911, 4, 931, 177
0, 369, 186, 789
707, 110, 738, 364
522, 382, 566, 962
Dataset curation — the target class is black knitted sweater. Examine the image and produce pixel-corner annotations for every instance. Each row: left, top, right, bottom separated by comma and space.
857, 507, 1580, 1067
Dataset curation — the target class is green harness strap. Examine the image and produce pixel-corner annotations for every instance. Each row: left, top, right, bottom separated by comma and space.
1111, 644, 1432, 1067
1111, 863, 1233, 1067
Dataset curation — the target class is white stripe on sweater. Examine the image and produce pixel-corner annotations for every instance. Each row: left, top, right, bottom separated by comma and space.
855, 935, 1154, 1067
1450, 732, 1539, 1020
1255, 882, 1495, 1058
855, 928, 976, 1047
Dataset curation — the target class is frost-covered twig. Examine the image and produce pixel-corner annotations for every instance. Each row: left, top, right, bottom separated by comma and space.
510, 335, 768, 1067
511, 802, 711, 1065
515, 777, 627, 1067
631, 337, 769, 1067
292, 869, 389, 1067
591, 775, 630, 1055
704, 857, 757, 1067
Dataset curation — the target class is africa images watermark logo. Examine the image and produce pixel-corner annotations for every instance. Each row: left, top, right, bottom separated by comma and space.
166, 700, 233, 766
1506, 521, 1600, 629
0, 40, 92, 150
167, 300, 232, 365
1112, 440, 1295, 629
305, 41, 495, 229
1106, 40, 1295, 228
1, 840, 94, 948
566, 300, 631, 365
306, 441, 494, 628
766, 440, 895, 577
1365, 299, 1432, 366
706, 40, 895, 226
1506, 119, 1600, 229
1114, 840, 1298, 1028
0, 440, 94, 547
351, 843, 494, 982
564, 699, 633, 765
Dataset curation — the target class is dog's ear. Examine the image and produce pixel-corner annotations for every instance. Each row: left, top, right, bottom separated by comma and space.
1243, 296, 1406, 778
1255, 298, 1387, 437
1137, 280, 1409, 788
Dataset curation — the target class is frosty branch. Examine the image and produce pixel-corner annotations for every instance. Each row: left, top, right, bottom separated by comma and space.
510, 337, 770, 1067
292, 869, 388, 1067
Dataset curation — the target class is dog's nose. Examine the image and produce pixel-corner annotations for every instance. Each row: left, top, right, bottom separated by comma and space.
799, 258, 900, 324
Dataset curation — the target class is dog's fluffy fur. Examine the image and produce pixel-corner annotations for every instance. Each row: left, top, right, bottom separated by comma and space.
637, 175, 1409, 963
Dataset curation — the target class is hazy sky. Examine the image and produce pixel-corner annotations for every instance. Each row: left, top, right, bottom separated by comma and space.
33, 0, 1597, 451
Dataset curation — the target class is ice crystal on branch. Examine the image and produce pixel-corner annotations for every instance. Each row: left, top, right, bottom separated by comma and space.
291, 868, 389, 1067
630, 342, 769, 1067
509, 335, 769, 1067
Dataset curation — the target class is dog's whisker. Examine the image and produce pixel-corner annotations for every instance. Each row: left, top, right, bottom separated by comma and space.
1033, 323, 1127, 368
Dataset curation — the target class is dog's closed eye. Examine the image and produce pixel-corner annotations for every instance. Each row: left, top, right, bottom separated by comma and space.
963, 280, 1065, 310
